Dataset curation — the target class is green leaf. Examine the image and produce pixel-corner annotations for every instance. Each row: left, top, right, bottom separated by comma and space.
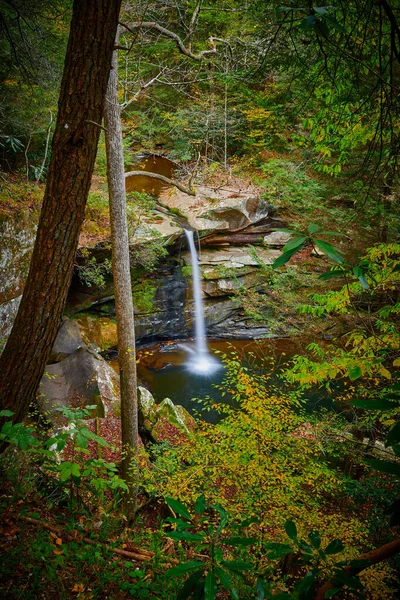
352, 267, 368, 289
307, 223, 320, 234
285, 520, 298, 541
194, 494, 206, 515
332, 571, 363, 591
230, 588, 239, 600
204, 571, 217, 600
348, 365, 362, 380
351, 399, 398, 411
0, 410, 14, 417
167, 531, 205, 542
221, 560, 252, 572
177, 570, 205, 600
215, 567, 230, 592
387, 420, 400, 446
309, 530, 321, 549
319, 269, 347, 280
300, 14, 317, 30
240, 516, 259, 528
317, 231, 347, 237
265, 544, 294, 559
166, 498, 192, 521
256, 578, 265, 600
224, 536, 256, 547
314, 7, 329, 16
349, 559, 371, 570
282, 236, 307, 253
314, 240, 344, 264
165, 561, 205, 578
325, 15, 345, 32
325, 539, 344, 555
366, 458, 400, 476
272, 227, 302, 236
272, 248, 299, 269
214, 504, 228, 535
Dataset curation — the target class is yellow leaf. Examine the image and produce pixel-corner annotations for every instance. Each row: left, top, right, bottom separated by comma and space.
393, 359, 400, 366
72, 583, 85, 593
379, 367, 392, 380
53, 548, 63, 555
56, 537, 63, 545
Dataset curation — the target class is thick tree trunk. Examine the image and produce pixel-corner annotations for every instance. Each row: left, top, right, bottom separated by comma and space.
0, 0, 121, 424
104, 38, 139, 521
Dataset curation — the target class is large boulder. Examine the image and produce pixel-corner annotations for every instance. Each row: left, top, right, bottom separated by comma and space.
138, 386, 196, 444
37, 347, 120, 425
74, 314, 118, 352
48, 317, 86, 363
0, 295, 21, 339
200, 197, 273, 232
158, 184, 274, 234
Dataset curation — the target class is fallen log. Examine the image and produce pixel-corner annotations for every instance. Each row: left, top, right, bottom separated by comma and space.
18, 514, 155, 562
314, 537, 400, 600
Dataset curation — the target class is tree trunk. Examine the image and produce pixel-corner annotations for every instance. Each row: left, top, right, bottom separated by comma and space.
104, 38, 139, 521
0, 0, 122, 424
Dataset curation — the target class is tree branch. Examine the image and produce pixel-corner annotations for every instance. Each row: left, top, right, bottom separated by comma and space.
314, 537, 400, 600
124, 171, 196, 196
120, 21, 220, 61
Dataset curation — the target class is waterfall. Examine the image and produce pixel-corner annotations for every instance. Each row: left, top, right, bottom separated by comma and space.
184, 229, 221, 375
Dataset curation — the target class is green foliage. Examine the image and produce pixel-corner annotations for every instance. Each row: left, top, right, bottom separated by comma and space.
258, 160, 327, 213
139, 355, 397, 599
271, 223, 345, 270
285, 243, 400, 388
76, 254, 112, 288
163, 495, 253, 599
0, 405, 127, 510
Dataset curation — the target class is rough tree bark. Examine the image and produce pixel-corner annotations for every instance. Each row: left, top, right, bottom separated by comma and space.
104, 35, 139, 520
0, 0, 122, 424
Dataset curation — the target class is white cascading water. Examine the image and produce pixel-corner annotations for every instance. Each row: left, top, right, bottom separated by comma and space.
184, 229, 221, 375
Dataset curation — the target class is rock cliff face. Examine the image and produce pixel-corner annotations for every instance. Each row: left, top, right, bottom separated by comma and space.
0, 176, 289, 344
0, 210, 39, 338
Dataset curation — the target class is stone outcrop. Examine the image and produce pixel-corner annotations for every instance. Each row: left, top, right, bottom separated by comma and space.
158, 184, 274, 234
37, 347, 120, 425
263, 231, 291, 247
138, 386, 195, 443
48, 317, 86, 363
75, 314, 118, 352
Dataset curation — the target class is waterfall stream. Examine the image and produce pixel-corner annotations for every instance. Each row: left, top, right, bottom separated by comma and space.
184, 230, 221, 375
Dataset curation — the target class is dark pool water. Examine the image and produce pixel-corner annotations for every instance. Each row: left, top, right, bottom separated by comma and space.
136, 337, 337, 423
125, 154, 176, 195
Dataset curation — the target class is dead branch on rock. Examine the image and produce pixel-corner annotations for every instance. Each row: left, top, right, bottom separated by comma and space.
124, 170, 195, 196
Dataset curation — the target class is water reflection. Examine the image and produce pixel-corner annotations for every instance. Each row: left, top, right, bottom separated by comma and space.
136, 338, 310, 423
125, 154, 176, 195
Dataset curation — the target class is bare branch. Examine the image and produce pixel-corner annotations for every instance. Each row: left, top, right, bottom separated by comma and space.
124, 170, 195, 196
120, 21, 221, 61
121, 67, 168, 109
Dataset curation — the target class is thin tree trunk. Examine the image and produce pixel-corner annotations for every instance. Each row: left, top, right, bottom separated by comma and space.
104, 37, 139, 521
0, 0, 121, 425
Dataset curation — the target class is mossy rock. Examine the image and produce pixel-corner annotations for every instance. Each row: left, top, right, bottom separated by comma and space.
138, 390, 196, 444
75, 314, 118, 351
138, 386, 157, 426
